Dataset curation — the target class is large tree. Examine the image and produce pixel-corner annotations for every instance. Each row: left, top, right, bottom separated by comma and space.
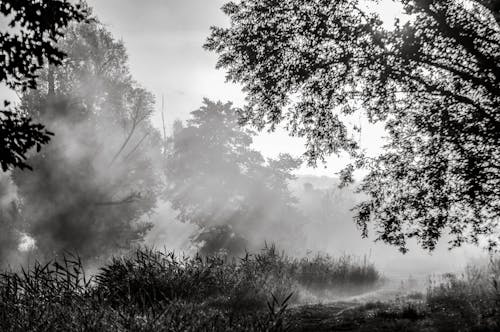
164, 99, 304, 255
12, 20, 162, 260
0, 0, 87, 171
206, 0, 500, 251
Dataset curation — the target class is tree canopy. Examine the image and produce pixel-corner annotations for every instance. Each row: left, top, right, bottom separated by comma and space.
0, 0, 86, 171
206, 0, 500, 251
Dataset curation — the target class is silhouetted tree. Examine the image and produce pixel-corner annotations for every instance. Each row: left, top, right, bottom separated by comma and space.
206, 0, 500, 252
0, 0, 86, 171
12, 21, 162, 260
164, 100, 304, 255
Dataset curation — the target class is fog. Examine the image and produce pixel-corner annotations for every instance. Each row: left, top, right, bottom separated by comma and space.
145, 174, 484, 278
0, 2, 487, 280
0, 21, 163, 267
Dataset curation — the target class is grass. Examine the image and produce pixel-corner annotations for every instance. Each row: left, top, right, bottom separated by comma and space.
5, 245, 498, 331
303, 258, 500, 332
290, 252, 381, 295
424, 259, 500, 332
0, 246, 381, 331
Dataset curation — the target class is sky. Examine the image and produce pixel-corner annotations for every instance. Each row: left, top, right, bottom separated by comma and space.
85, 0, 397, 176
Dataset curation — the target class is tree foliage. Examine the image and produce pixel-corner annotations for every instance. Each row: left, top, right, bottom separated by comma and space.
164, 99, 304, 255
206, 0, 500, 251
11, 21, 162, 260
0, 0, 87, 171
0, 109, 51, 171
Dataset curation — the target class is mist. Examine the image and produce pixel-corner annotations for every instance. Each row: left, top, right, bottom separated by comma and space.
0, 20, 163, 267
145, 173, 484, 278
2, 1, 500, 330
0, 15, 485, 275
0, 0, 489, 287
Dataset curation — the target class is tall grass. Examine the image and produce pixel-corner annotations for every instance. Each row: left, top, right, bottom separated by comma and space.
0, 252, 290, 331
425, 258, 500, 331
290, 252, 380, 293
95, 245, 381, 308
96, 247, 296, 311
0, 246, 381, 331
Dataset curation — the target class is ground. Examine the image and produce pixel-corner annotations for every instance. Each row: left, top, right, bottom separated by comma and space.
287, 277, 434, 332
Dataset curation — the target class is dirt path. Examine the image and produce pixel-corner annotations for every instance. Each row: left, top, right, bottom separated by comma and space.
286, 280, 423, 331
287, 301, 362, 331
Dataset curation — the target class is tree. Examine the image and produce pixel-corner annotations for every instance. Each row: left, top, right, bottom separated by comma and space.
164, 99, 304, 255
12, 20, 162, 260
206, 0, 500, 252
0, 0, 87, 171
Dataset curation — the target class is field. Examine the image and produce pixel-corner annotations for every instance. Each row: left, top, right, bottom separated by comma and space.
0, 246, 498, 331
